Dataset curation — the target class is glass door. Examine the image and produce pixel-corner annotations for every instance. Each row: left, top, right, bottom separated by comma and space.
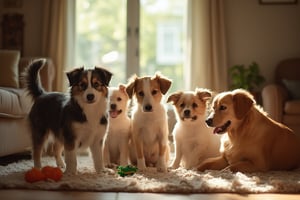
75, 0, 187, 91
140, 0, 187, 92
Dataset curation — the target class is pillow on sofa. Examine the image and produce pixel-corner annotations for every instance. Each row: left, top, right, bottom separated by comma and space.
0, 50, 20, 88
283, 79, 300, 99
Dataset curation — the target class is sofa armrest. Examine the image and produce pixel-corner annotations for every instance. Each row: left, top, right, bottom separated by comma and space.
262, 84, 289, 122
18, 57, 55, 91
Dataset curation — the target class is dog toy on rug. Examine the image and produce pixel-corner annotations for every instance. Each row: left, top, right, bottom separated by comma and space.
25, 166, 63, 183
117, 165, 137, 177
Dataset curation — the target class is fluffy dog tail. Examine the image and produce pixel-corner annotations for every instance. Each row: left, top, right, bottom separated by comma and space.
23, 59, 46, 100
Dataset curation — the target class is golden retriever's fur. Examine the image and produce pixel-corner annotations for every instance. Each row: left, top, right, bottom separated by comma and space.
197, 89, 300, 172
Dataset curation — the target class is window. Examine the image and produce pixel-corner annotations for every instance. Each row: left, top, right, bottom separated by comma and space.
75, 0, 187, 93
156, 22, 182, 65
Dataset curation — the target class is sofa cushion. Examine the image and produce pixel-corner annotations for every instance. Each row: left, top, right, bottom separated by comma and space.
282, 79, 300, 100
0, 87, 32, 118
0, 50, 20, 88
284, 100, 300, 115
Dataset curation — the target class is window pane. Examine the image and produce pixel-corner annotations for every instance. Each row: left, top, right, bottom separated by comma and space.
140, 0, 187, 93
75, 0, 127, 86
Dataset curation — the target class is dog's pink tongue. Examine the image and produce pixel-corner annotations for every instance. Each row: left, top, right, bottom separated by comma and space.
110, 111, 119, 118
213, 127, 222, 134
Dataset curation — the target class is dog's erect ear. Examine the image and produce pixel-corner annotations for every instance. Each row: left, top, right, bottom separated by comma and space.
167, 92, 182, 104
126, 74, 138, 98
94, 66, 113, 86
233, 90, 254, 120
66, 67, 84, 86
154, 73, 172, 94
196, 88, 212, 102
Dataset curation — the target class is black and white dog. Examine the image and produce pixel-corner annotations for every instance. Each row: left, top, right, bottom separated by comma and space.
24, 59, 112, 174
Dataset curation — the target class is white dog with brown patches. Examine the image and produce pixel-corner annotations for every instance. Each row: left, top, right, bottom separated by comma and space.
167, 88, 221, 169
126, 73, 172, 172
104, 84, 131, 167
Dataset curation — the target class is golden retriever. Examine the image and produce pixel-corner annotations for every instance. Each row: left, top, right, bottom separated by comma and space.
197, 89, 300, 172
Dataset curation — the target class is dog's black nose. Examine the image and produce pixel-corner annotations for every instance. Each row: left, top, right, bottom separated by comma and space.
184, 110, 190, 117
87, 94, 95, 102
144, 104, 152, 112
110, 104, 116, 110
206, 118, 213, 126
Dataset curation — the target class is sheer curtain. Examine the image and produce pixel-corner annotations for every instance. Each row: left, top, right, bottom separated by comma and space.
185, 0, 228, 92
41, 0, 75, 92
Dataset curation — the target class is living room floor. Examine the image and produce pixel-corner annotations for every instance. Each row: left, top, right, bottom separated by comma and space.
0, 190, 300, 200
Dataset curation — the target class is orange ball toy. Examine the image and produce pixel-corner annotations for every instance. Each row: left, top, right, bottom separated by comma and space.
24, 166, 63, 183
42, 166, 63, 181
24, 168, 46, 183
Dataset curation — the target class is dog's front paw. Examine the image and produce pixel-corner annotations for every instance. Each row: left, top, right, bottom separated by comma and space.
137, 165, 146, 172
137, 158, 147, 172
157, 159, 167, 172
64, 164, 77, 175
170, 163, 179, 170
105, 163, 117, 169
98, 167, 115, 175
56, 159, 65, 169
197, 162, 210, 172
157, 166, 168, 173
95, 166, 105, 174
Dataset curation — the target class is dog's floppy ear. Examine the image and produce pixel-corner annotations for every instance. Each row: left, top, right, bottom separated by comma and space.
94, 66, 113, 86
119, 84, 128, 96
167, 92, 182, 104
232, 89, 254, 120
66, 67, 84, 86
126, 74, 138, 98
196, 88, 212, 102
154, 72, 172, 94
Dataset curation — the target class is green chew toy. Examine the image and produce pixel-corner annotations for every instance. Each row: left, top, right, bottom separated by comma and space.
117, 165, 138, 177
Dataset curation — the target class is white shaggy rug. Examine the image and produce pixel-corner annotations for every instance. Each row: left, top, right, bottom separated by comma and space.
1, 155, 300, 194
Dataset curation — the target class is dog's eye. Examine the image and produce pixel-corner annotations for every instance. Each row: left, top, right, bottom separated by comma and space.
93, 82, 101, 88
152, 90, 158, 95
220, 105, 227, 111
192, 103, 198, 108
117, 97, 122, 101
180, 103, 185, 108
78, 82, 87, 90
138, 91, 144, 97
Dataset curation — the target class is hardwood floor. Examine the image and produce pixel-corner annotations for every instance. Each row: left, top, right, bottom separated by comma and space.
0, 190, 299, 200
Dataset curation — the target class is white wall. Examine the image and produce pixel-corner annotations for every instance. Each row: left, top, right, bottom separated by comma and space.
224, 0, 300, 85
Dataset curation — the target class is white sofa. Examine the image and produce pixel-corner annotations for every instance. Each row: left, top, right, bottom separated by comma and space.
0, 50, 55, 157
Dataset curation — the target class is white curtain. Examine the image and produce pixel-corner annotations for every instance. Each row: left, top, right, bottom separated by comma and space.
185, 0, 228, 92
41, 0, 75, 92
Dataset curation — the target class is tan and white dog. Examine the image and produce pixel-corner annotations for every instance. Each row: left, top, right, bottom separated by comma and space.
126, 73, 172, 172
197, 89, 300, 172
167, 88, 221, 169
104, 84, 131, 167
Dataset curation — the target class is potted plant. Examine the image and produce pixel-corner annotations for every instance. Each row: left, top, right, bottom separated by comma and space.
229, 62, 265, 103
229, 62, 265, 91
